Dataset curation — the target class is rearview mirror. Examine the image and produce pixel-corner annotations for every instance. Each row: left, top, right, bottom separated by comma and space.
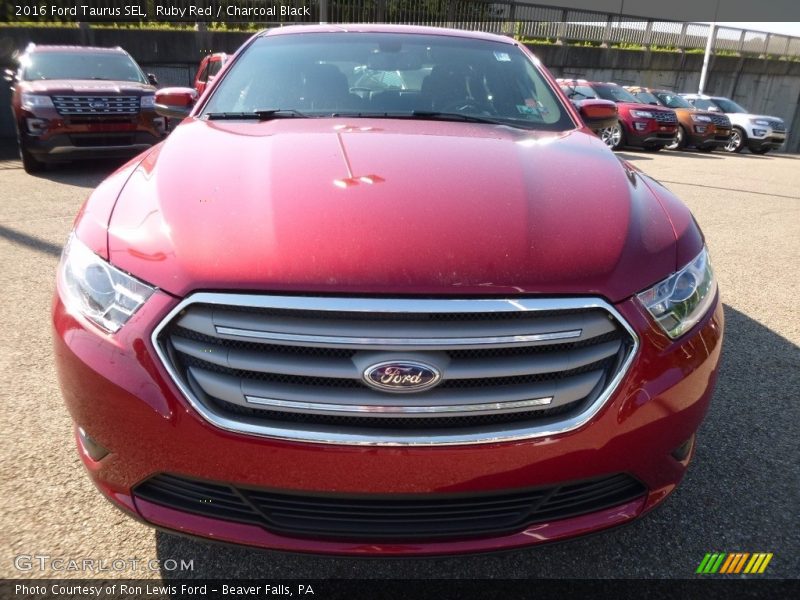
155, 87, 197, 119
576, 99, 618, 130
367, 51, 424, 71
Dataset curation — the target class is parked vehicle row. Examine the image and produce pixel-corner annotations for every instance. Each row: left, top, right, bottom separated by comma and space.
557, 77, 788, 155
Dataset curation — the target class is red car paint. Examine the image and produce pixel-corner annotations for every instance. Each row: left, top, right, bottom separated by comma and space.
53, 25, 722, 555
193, 52, 228, 96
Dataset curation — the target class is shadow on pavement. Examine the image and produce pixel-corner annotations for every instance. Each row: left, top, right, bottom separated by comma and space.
0, 138, 128, 188
154, 304, 799, 579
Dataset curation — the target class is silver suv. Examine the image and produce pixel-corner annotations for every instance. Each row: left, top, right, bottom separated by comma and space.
680, 94, 787, 154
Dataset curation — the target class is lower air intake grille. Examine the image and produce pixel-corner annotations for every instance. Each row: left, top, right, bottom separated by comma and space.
134, 473, 647, 541
154, 295, 637, 445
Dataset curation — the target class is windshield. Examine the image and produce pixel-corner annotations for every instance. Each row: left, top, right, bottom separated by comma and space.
631, 91, 660, 105
710, 97, 748, 113
203, 33, 573, 131
560, 84, 597, 100
592, 84, 641, 104
22, 51, 147, 83
653, 92, 693, 109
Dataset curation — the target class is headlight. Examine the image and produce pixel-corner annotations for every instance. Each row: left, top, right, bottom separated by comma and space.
20, 93, 54, 110
59, 235, 155, 333
630, 110, 654, 119
140, 94, 156, 109
691, 114, 712, 123
637, 248, 717, 339
751, 118, 769, 126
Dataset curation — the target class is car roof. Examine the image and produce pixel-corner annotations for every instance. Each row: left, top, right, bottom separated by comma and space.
258, 23, 517, 45
24, 44, 127, 54
557, 79, 622, 87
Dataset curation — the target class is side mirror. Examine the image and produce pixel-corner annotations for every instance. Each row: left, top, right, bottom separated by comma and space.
576, 99, 618, 130
155, 87, 197, 119
147, 73, 158, 86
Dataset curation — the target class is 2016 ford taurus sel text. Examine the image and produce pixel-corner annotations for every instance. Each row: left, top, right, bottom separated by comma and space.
53, 26, 723, 556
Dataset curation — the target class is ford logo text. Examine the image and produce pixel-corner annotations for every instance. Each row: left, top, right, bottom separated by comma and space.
363, 361, 442, 393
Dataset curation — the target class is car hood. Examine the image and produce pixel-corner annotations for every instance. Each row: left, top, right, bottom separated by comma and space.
726, 112, 784, 123
20, 79, 155, 95
618, 102, 674, 114
107, 118, 699, 301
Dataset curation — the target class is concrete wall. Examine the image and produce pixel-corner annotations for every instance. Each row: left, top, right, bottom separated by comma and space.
1, 27, 798, 152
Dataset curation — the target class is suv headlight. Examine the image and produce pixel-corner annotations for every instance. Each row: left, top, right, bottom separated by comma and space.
637, 247, 717, 339
59, 235, 155, 333
630, 110, 654, 119
140, 94, 156, 109
20, 93, 54, 111
691, 114, 712, 123
750, 118, 770, 126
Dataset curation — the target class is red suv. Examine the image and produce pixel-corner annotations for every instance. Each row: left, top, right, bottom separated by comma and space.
9, 44, 166, 173
558, 79, 678, 151
54, 26, 722, 556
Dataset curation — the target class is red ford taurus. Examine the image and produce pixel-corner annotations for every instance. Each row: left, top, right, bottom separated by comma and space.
53, 25, 723, 556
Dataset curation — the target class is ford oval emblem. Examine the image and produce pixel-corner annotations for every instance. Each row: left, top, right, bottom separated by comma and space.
90, 101, 108, 109
363, 361, 442, 394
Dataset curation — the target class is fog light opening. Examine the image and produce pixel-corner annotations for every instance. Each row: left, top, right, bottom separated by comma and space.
78, 427, 110, 461
671, 434, 696, 463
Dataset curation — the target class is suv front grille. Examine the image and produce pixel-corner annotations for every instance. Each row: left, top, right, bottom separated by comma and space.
154, 295, 637, 445
653, 110, 677, 124
709, 113, 731, 128
767, 119, 786, 132
133, 472, 647, 541
52, 95, 140, 116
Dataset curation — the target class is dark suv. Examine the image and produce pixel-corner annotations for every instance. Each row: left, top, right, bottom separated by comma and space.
8, 44, 166, 173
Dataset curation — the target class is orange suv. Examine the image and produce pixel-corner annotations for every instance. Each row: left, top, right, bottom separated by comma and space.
625, 87, 731, 152
9, 44, 166, 173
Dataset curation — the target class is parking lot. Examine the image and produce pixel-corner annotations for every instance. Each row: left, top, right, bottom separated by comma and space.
1, 143, 798, 579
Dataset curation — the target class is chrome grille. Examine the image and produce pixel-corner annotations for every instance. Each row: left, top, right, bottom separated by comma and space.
709, 113, 731, 128
154, 295, 637, 445
653, 110, 677, 124
767, 119, 786, 132
52, 95, 140, 115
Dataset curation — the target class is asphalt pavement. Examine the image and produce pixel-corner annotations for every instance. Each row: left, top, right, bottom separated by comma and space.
1, 142, 798, 580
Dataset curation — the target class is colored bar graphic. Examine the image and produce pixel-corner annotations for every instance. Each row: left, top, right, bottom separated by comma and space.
696, 553, 713, 574
719, 554, 736, 574
758, 553, 773, 573
710, 553, 726, 573
733, 553, 750, 573
698, 552, 772, 575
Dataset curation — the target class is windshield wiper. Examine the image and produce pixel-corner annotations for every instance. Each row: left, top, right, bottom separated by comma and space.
410, 111, 511, 126
205, 109, 309, 121
411, 111, 537, 129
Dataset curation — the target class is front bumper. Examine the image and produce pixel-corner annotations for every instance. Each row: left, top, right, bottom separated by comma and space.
686, 125, 731, 149
747, 129, 787, 151
624, 120, 678, 147
53, 289, 723, 555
